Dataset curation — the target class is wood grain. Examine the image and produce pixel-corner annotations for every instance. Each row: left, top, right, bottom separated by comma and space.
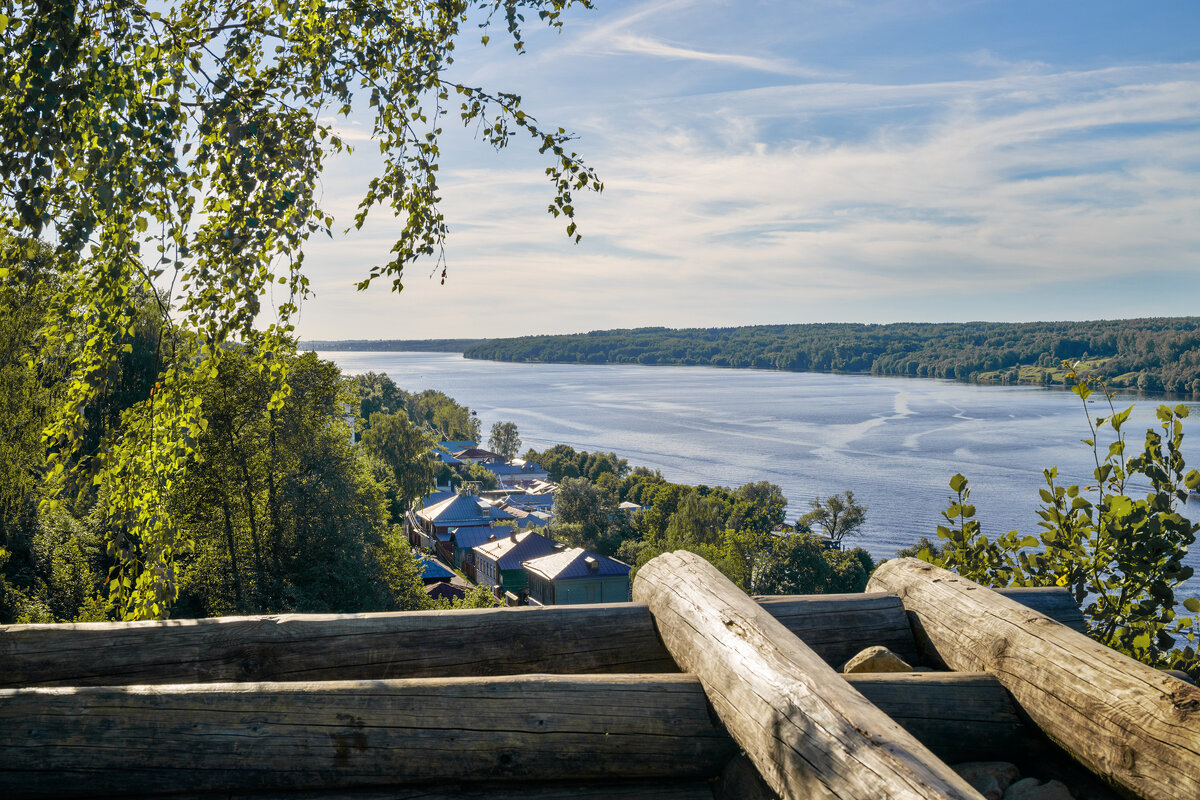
634, 551, 983, 800
868, 558, 1200, 800
1, 674, 737, 799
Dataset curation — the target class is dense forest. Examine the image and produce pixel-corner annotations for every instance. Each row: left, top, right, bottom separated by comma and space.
302, 338, 484, 352
461, 319, 1200, 393
0, 241, 493, 623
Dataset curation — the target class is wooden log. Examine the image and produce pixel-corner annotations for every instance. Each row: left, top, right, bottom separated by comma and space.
844, 673, 1024, 765
107, 782, 719, 800
754, 593, 920, 667
0, 596, 922, 687
868, 558, 1200, 800
0, 605, 677, 688
0, 674, 737, 799
994, 586, 1087, 634
634, 551, 983, 800
0, 587, 1084, 689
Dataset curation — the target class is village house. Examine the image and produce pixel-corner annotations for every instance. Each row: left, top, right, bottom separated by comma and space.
522, 548, 632, 605
472, 530, 560, 599
409, 492, 513, 562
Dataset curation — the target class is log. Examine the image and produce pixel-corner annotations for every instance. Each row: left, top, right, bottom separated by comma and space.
634, 551, 983, 800
844, 672, 1024, 765
0, 671, 1027, 800
868, 558, 1200, 800
0, 596, 921, 687
994, 586, 1087, 634
0, 674, 736, 799
111, 782, 719, 800
0, 588, 1085, 689
0, 605, 678, 688
754, 593, 920, 667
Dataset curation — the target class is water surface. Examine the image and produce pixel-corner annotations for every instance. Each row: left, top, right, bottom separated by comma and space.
321, 351, 1200, 601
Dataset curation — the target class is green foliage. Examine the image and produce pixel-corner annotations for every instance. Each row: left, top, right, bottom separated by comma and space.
361, 411, 434, 519
408, 390, 481, 443
443, 583, 499, 609
548, 476, 631, 556
171, 347, 428, 616
524, 444, 629, 483
0, 1, 598, 618
798, 491, 867, 545
915, 370, 1200, 676
460, 462, 499, 492
488, 421, 521, 460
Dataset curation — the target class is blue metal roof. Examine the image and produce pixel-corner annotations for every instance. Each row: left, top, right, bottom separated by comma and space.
416, 557, 455, 581
522, 548, 631, 580
474, 531, 560, 570
452, 526, 502, 550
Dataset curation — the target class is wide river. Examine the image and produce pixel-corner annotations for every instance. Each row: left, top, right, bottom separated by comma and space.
320, 351, 1200, 600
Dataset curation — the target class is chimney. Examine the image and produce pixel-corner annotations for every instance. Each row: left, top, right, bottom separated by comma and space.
585, 556, 599, 573
509, 529, 518, 542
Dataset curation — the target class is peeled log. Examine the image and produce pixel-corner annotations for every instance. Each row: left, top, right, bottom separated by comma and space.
634, 550, 983, 800
0, 597, 919, 688
0, 588, 1087, 689
868, 558, 1200, 800
0, 674, 736, 799
845, 672, 1024, 765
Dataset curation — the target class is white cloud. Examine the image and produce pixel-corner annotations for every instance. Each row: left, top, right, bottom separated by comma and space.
294, 9, 1200, 339
602, 33, 830, 78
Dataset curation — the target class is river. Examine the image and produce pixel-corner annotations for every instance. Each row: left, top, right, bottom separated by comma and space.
318, 351, 1200, 601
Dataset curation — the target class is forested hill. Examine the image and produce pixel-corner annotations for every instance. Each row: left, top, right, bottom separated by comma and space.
302, 338, 483, 352
462, 319, 1200, 394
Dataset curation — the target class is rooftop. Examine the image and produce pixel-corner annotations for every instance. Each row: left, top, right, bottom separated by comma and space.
523, 548, 632, 581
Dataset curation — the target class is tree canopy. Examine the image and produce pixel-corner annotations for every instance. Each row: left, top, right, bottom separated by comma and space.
0, 1, 599, 618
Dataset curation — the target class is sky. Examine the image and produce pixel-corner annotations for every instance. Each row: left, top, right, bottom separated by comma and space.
294, 0, 1200, 341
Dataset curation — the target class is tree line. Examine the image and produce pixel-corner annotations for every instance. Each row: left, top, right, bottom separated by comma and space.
461, 318, 1200, 393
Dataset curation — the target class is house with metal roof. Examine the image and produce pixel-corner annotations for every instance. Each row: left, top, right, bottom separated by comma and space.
452, 447, 505, 465
447, 525, 510, 577
522, 548, 632, 606
415, 556, 456, 585
473, 530, 560, 598
484, 460, 550, 487
414, 493, 513, 565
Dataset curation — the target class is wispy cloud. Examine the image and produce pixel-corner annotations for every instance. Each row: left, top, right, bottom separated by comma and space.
602, 33, 831, 78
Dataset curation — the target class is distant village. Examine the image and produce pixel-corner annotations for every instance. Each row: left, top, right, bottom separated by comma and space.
406, 442, 634, 606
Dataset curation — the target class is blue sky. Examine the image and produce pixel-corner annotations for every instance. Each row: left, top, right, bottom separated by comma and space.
295, 0, 1200, 340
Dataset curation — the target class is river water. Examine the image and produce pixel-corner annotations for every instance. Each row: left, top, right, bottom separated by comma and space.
319, 351, 1200, 601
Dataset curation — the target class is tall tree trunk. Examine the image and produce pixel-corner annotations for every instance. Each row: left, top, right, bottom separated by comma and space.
219, 492, 246, 613
227, 430, 266, 609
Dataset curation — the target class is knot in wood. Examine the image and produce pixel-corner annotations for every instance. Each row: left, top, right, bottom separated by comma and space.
986, 638, 1008, 668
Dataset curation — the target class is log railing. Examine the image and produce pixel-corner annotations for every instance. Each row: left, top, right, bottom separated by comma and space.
0, 588, 1082, 689
4, 550, 1179, 800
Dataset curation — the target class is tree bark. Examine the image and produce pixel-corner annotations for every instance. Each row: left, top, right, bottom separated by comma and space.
868, 558, 1200, 800
634, 550, 982, 800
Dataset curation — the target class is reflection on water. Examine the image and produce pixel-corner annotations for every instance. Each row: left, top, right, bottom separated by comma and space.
320, 351, 1200, 600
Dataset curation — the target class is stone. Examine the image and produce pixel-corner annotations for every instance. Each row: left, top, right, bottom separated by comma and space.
841, 645, 913, 673
952, 761, 1021, 800
1004, 778, 1075, 800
